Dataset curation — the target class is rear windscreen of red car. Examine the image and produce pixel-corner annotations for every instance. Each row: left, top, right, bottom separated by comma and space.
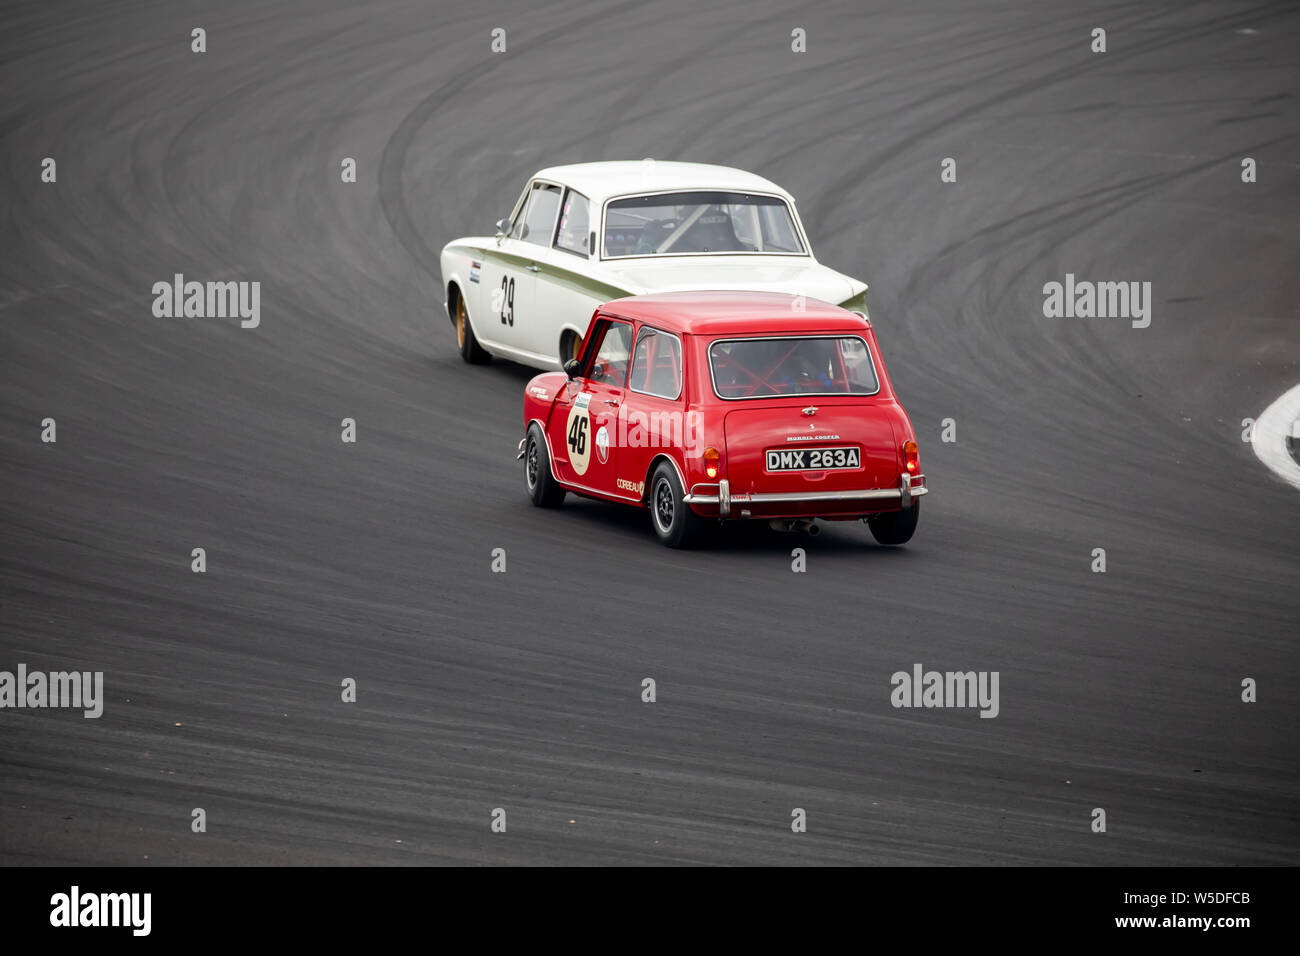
709, 336, 879, 398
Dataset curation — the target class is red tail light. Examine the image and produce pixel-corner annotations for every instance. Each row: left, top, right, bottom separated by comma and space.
903, 440, 919, 473
704, 446, 720, 480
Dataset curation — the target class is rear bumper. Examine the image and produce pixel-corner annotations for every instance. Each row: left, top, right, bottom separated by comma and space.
684, 473, 927, 519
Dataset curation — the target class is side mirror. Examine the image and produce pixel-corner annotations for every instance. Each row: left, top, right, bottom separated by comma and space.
563, 359, 581, 379
495, 218, 510, 237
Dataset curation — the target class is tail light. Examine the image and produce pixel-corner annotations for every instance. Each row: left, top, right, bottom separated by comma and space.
704, 447, 720, 480
903, 440, 919, 474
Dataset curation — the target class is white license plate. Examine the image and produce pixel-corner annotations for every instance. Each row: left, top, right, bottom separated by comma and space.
766, 446, 861, 471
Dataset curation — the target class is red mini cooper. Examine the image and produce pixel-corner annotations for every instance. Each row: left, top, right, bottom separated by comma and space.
517, 291, 926, 548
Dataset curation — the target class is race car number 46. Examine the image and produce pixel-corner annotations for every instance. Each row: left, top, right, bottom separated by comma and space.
766, 446, 861, 471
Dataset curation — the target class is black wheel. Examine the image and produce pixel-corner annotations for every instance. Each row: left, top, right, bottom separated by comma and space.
525, 423, 565, 507
648, 461, 703, 548
454, 292, 491, 364
868, 500, 920, 545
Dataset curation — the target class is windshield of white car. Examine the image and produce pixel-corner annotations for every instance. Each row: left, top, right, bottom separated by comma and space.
603, 191, 806, 258
709, 336, 879, 399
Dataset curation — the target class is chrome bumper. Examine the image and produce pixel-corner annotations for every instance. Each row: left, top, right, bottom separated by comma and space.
516, 437, 526, 460
684, 473, 927, 518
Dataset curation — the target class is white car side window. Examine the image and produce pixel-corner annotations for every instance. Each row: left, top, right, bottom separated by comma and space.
513, 183, 562, 246
554, 189, 591, 257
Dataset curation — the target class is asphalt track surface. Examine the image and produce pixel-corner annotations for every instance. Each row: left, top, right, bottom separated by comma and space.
1, 0, 1297, 866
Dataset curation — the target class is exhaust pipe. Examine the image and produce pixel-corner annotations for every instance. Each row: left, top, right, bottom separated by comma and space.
769, 519, 821, 535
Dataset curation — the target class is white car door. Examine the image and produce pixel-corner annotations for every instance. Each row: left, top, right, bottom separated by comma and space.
479, 181, 562, 359
531, 187, 615, 365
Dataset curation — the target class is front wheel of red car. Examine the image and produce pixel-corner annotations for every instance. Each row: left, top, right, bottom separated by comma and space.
649, 462, 703, 548
525, 424, 565, 508
867, 501, 920, 546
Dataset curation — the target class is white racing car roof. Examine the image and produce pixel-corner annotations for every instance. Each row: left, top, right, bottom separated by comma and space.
531, 161, 797, 205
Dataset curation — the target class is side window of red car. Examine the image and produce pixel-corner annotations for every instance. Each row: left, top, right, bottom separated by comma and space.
629, 328, 683, 400
585, 321, 633, 387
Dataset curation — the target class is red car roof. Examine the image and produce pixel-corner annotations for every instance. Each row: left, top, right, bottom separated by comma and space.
598, 291, 870, 336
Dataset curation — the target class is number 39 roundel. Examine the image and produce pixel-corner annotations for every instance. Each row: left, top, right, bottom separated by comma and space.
566, 392, 592, 476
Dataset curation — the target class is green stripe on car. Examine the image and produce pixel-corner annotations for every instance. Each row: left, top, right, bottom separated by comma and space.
445, 244, 629, 302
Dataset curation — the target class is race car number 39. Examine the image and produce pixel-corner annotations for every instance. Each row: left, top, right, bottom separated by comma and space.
566, 392, 592, 475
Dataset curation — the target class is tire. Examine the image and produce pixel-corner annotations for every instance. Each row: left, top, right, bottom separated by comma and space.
454, 291, 491, 364
648, 461, 703, 548
524, 423, 565, 508
868, 500, 920, 546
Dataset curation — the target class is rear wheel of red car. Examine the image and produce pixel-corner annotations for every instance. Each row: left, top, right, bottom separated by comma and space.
525, 423, 565, 508
455, 292, 491, 365
868, 500, 920, 546
649, 462, 703, 548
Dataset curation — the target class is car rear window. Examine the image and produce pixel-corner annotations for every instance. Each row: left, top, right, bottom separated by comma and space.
709, 336, 879, 399
603, 191, 806, 258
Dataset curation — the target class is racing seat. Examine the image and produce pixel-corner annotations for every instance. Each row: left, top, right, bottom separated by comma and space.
676, 208, 744, 253
636, 220, 677, 254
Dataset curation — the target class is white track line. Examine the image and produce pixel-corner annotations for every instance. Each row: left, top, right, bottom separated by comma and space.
1251, 384, 1300, 491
